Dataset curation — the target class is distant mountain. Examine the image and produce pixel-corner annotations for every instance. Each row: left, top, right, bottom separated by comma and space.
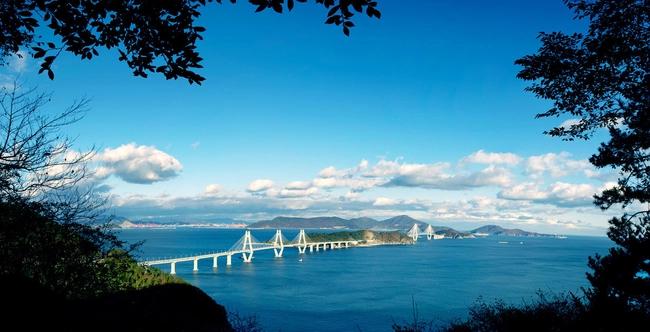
470, 225, 552, 237
250, 215, 424, 230
115, 216, 248, 228
378, 215, 428, 230
248, 215, 474, 238
250, 216, 350, 229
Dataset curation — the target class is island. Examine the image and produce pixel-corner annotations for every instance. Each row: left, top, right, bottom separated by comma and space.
306, 229, 414, 246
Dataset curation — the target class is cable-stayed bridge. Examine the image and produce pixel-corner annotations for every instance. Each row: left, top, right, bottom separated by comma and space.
141, 229, 359, 274
408, 224, 445, 241
142, 224, 443, 274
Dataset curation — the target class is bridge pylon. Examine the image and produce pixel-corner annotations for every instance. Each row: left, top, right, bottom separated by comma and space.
425, 224, 434, 240
273, 229, 285, 257
407, 223, 421, 242
297, 229, 307, 254
241, 229, 254, 262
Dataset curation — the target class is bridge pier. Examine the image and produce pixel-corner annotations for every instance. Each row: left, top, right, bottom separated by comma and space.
324, 243, 327, 251
425, 224, 433, 240
345, 242, 349, 248
309, 245, 313, 252
297, 229, 307, 254
242, 230, 254, 263
213, 256, 218, 268
171, 262, 176, 274
193, 257, 198, 272
408, 223, 421, 242
273, 229, 284, 258
242, 252, 253, 263
227, 254, 232, 266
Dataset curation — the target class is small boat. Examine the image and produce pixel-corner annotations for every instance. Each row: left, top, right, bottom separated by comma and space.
298, 258, 303, 262
498, 241, 509, 244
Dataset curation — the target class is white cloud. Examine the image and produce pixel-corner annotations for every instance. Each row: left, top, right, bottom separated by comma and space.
548, 182, 595, 201
384, 164, 513, 190
525, 152, 591, 178
312, 177, 383, 191
358, 159, 369, 170
318, 166, 344, 178
497, 182, 548, 201
277, 187, 318, 198
364, 159, 414, 177
95, 143, 182, 184
373, 197, 399, 206
559, 119, 581, 130
111, 189, 610, 235
318, 159, 369, 178
190, 141, 201, 150
299, 158, 518, 193
285, 181, 312, 190
204, 184, 223, 196
498, 181, 597, 207
462, 150, 521, 165
247, 179, 274, 193
7, 50, 28, 72
100, 149, 615, 235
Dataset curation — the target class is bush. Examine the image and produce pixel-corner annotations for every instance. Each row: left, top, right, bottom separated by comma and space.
436, 291, 649, 332
0, 196, 180, 298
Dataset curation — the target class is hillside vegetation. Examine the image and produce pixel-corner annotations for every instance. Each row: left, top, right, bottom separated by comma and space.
307, 229, 414, 244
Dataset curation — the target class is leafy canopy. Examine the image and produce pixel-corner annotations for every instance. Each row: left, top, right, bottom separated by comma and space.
516, 0, 649, 315
0, 0, 381, 84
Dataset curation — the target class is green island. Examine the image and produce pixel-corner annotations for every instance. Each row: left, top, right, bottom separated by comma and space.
307, 229, 414, 245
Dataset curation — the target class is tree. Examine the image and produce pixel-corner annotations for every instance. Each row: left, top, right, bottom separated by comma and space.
0, 83, 104, 222
0, 83, 188, 301
0, 0, 381, 84
515, 0, 649, 318
0, 83, 240, 331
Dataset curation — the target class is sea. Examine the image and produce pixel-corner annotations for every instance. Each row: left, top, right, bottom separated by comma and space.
118, 228, 611, 332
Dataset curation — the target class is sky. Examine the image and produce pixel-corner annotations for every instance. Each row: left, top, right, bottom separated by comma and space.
0, 0, 626, 235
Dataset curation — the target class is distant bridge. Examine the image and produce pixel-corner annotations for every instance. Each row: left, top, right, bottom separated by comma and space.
408, 224, 445, 241
141, 229, 359, 274
142, 224, 443, 274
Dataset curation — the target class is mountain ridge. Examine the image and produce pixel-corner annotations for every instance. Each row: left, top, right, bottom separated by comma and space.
249, 215, 555, 238
470, 224, 551, 237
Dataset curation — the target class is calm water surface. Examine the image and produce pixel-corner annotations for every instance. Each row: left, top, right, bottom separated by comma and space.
118, 229, 611, 332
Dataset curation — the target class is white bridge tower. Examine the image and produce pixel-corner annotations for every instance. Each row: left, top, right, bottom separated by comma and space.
297, 229, 307, 254
272, 229, 285, 257
407, 224, 421, 242
241, 229, 254, 262
425, 224, 434, 240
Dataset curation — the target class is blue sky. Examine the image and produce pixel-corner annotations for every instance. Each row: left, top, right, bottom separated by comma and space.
1, 0, 622, 235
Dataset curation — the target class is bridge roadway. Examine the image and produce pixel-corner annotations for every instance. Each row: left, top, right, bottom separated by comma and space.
142, 224, 438, 274
142, 230, 359, 274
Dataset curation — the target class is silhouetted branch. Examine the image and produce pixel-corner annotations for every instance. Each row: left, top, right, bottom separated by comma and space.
0, 82, 93, 201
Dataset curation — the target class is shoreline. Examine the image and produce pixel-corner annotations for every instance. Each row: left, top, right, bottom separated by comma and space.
354, 241, 412, 248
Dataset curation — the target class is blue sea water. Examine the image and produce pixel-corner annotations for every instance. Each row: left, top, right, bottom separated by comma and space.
118, 228, 611, 332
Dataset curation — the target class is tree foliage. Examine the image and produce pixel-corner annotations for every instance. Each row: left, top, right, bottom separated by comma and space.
0, 84, 182, 299
515, 0, 649, 318
1, 196, 122, 298
0, 83, 92, 198
0, 0, 381, 84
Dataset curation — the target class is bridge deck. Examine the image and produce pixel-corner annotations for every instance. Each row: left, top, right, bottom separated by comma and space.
142, 241, 358, 266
